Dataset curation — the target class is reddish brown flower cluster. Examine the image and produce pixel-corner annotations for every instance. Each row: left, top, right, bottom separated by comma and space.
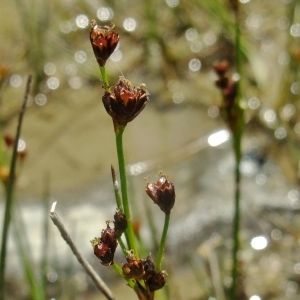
213, 60, 241, 133
102, 77, 149, 127
90, 21, 119, 67
122, 251, 166, 292
91, 211, 127, 266
91, 222, 118, 266
146, 175, 175, 215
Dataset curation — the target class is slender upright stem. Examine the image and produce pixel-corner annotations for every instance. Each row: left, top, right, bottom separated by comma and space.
100, 66, 110, 92
115, 126, 138, 256
156, 213, 170, 270
0, 75, 32, 300
230, 135, 242, 300
230, 8, 244, 300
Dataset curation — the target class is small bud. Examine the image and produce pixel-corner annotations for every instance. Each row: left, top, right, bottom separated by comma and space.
146, 175, 175, 215
146, 271, 166, 292
102, 76, 149, 127
114, 209, 127, 238
90, 21, 119, 67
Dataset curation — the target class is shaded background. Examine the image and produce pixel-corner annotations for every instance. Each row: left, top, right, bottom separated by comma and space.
1, 0, 300, 299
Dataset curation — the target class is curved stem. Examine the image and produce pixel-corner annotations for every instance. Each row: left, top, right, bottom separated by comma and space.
156, 213, 170, 270
115, 126, 138, 256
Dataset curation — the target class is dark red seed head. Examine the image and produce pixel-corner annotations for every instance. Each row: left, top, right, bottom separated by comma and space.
102, 77, 149, 127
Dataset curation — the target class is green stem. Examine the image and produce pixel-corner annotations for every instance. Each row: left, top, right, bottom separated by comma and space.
100, 66, 110, 92
156, 213, 170, 270
0, 75, 32, 300
115, 126, 138, 256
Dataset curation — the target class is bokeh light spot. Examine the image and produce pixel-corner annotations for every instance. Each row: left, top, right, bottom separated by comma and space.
35, 93, 47, 106
166, 0, 179, 7
172, 92, 184, 104
10, 74, 22, 88
44, 63, 56, 76
110, 49, 122, 62
123, 18, 137, 32
290, 23, 300, 37
207, 106, 219, 118
97, 7, 113, 21
274, 127, 286, 139
74, 51, 87, 63
46, 77, 60, 90
185, 28, 198, 41
248, 97, 260, 110
189, 58, 201, 72
76, 14, 89, 29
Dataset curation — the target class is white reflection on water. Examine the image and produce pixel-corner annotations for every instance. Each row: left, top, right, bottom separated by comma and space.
17, 139, 26, 152
129, 162, 147, 176
249, 295, 261, 300
207, 130, 230, 147
251, 236, 268, 250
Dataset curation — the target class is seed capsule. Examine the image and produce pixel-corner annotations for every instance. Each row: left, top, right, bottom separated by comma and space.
146, 175, 175, 215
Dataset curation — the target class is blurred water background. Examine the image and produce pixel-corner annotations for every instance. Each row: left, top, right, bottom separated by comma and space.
1, 0, 300, 299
